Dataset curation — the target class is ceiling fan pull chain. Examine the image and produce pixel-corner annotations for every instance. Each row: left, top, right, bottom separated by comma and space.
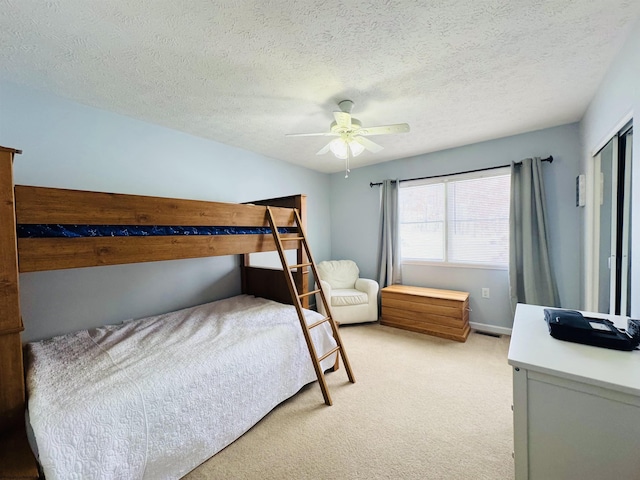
345, 148, 351, 178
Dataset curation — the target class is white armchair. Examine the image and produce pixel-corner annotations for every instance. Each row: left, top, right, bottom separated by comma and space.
315, 260, 379, 324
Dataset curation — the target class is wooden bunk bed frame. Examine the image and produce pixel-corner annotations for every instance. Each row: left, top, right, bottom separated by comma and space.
0, 146, 312, 477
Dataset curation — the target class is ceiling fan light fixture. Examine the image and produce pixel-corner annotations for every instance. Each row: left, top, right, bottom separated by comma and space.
329, 138, 348, 159
329, 138, 364, 159
348, 139, 365, 157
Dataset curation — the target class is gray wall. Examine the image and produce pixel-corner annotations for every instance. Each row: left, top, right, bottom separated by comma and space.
329, 124, 582, 332
579, 18, 640, 316
0, 81, 331, 341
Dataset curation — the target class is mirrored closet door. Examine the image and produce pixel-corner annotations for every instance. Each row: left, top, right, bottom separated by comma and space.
592, 122, 633, 315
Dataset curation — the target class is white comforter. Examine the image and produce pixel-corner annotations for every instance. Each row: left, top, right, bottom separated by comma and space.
25, 295, 337, 480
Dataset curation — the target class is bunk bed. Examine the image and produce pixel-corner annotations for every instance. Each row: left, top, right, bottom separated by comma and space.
0, 146, 339, 479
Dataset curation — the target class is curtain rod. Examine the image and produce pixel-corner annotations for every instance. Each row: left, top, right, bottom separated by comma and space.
369, 155, 553, 188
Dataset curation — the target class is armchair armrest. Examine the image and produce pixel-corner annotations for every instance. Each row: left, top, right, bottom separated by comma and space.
318, 279, 332, 297
355, 278, 379, 297
315, 279, 333, 316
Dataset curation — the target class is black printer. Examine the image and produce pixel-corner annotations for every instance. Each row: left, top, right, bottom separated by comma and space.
544, 308, 640, 351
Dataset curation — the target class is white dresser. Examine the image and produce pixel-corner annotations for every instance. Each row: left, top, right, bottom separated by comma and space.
508, 303, 640, 480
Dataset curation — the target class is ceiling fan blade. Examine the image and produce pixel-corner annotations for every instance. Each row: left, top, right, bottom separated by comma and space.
333, 111, 352, 129
353, 135, 384, 153
286, 132, 338, 137
356, 123, 410, 136
316, 142, 332, 155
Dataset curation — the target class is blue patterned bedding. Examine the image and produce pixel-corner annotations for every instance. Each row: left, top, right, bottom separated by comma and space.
17, 224, 294, 238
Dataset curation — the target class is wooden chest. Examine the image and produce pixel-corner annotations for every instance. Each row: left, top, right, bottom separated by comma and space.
380, 285, 470, 342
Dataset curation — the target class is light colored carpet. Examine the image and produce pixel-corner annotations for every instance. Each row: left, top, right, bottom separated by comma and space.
184, 324, 514, 480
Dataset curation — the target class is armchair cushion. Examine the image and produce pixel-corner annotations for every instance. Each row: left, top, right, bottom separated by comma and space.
316, 260, 359, 289
330, 289, 369, 306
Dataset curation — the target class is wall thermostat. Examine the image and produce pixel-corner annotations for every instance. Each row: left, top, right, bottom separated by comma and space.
576, 174, 586, 207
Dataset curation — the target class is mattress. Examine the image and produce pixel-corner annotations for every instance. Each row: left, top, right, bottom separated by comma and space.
25, 294, 337, 480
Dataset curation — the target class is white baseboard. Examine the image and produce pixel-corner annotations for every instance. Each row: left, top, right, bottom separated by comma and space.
469, 322, 512, 337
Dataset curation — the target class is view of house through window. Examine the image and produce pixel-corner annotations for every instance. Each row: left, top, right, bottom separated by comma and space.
399, 168, 511, 267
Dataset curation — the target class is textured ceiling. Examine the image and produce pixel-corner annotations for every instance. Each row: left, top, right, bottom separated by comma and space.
1, 1, 639, 173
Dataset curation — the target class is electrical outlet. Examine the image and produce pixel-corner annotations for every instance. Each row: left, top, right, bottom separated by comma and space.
482, 288, 490, 299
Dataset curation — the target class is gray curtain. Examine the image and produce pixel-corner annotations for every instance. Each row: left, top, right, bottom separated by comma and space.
509, 157, 560, 312
378, 179, 402, 287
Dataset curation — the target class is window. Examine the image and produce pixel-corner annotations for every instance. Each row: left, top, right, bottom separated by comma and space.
399, 168, 511, 267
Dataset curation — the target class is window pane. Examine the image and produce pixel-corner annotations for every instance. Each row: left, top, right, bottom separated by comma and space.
400, 221, 445, 260
447, 175, 510, 265
399, 184, 444, 260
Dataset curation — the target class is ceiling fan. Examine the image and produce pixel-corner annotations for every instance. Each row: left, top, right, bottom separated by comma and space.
286, 100, 410, 177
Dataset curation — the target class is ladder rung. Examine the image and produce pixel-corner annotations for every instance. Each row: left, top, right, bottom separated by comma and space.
298, 289, 321, 298
290, 262, 312, 269
307, 316, 330, 330
318, 345, 341, 362
280, 236, 304, 242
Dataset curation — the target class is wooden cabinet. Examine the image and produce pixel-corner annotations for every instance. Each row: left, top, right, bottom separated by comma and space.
508, 304, 640, 479
0, 146, 38, 479
380, 285, 470, 342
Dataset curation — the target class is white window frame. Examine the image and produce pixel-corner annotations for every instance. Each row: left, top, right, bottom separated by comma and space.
399, 167, 511, 270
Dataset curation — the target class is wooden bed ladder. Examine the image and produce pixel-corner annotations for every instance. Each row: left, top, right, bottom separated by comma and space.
266, 207, 355, 406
